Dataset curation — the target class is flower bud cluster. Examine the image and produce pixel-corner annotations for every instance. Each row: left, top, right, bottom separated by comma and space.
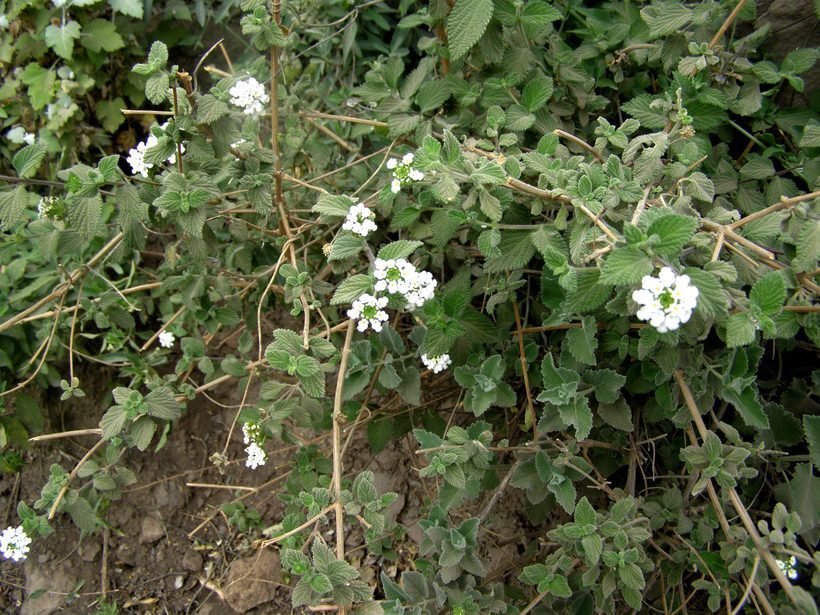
158, 330, 175, 348
421, 354, 452, 374
387, 153, 424, 193
347, 294, 389, 333
342, 203, 377, 237
0, 526, 31, 562
37, 196, 59, 220
632, 267, 699, 333
126, 122, 184, 178
242, 422, 267, 469
229, 77, 269, 116
373, 258, 437, 311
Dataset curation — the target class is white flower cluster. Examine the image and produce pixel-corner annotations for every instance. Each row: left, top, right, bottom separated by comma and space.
421, 354, 452, 374
348, 294, 389, 333
126, 122, 183, 178
37, 196, 58, 220
374, 259, 437, 310
632, 267, 699, 333
387, 153, 424, 194
0, 15, 9, 29
229, 77, 269, 116
242, 422, 267, 469
776, 556, 799, 581
0, 526, 31, 562
6, 126, 35, 146
158, 330, 175, 348
342, 203, 377, 237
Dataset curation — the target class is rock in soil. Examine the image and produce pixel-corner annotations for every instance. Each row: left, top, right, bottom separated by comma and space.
139, 515, 166, 544
222, 549, 282, 613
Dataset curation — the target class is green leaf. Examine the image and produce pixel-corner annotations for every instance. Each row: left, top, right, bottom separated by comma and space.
144, 387, 182, 420
45, 21, 82, 60
792, 220, 819, 273
447, 0, 494, 60
109, 0, 143, 18
721, 385, 769, 430
100, 405, 128, 440
484, 230, 536, 273
471, 159, 507, 185
196, 94, 230, 124
682, 172, 715, 202
564, 316, 598, 366
557, 396, 593, 441
598, 399, 633, 432
647, 214, 698, 258
64, 495, 99, 532
367, 417, 394, 454
725, 312, 756, 348
575, 496, 596, 525
582, 533, 603, 565
328, 235, 363, 262
387, 113, 421, 137
0, 187, 30, 231
478, 189, 502, 222
21, 63, 56, 111
684, 268, 728, 319
377, 240, 423, 260
145, 72, 170, 105
81, 20, 125, 53
621, 95, 668, 131
130, 416, 157, 451
309, 572, 333, 594
564, 270, 612, 314
640, 3, 693, 38
600, 246, 653, 285
521, 77, 553, 112
548, 574, 572, 598
750, 271, 786, 316
13, 143, 47, 179
803, 415, 820, 468
618, 562, 645, 591
331, 275, 373, 305
740, 157, 775, 180
313, 194, 355, 219
65, 196, 102, 242
96, 98, 126, 133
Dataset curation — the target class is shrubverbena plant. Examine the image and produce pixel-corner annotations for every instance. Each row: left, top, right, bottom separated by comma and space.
0, 0, 241, 177
0, 0, 819, 613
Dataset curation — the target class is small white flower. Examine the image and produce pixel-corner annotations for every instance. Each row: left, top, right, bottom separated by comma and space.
242, 421, 263, 445
421, 353, 452, 373
0, 15, 9, 29
342, 203, 378, 237
229, 77, 270, 116
632, 267, 699, 333
245, 442, 267, 469
37, 196, 58, 220
125, 122, 184, 177
0, 526, 31, 562
404, 269, 437, 310
347, 293, 389, 333
374, 258, 414, 295
776, 556, 798, 581
158, 331, 175, 348
6, 126, 35, 145
387, 152, 424, 193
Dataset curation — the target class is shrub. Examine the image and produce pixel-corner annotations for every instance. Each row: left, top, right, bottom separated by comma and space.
0, 0, 819, 613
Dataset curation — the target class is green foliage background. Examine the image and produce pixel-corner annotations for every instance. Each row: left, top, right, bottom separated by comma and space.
0, 0, 819, 613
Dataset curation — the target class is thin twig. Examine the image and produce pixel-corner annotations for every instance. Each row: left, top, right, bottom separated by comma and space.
512, 301, 536, 434
332, 320, 356, 565
708, 0, 748, 49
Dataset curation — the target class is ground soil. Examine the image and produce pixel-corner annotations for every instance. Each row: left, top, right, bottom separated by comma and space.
0, 352, 539, 614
